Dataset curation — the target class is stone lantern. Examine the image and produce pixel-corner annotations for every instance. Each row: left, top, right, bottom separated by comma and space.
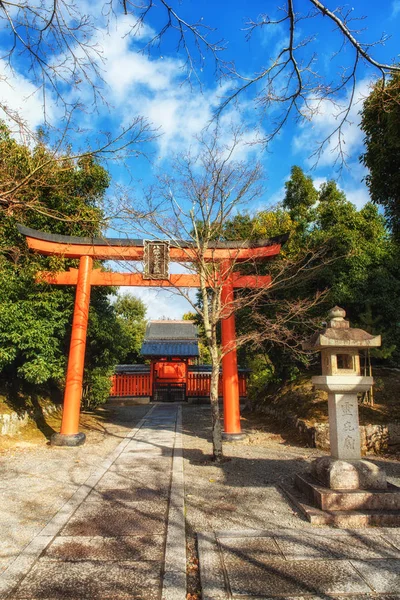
304, 306, 385, 491
286, 306, 400, 525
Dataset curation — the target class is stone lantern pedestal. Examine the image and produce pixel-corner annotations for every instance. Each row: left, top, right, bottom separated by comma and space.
284, 307, 400, 526
310, 376, 387, 491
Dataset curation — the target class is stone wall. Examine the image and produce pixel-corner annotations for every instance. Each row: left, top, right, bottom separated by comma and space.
258, 405, 400, 455
0, 404, 60, 436
313, 422, 400, 454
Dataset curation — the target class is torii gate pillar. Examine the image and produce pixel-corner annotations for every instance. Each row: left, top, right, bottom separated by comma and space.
51, 255, 92, 446
221, 269, 245, 440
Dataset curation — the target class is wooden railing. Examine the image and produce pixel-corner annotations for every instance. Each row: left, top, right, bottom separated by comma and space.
111, 373, 151, 397
187, 372, 247, 397
110, 371, 247, 397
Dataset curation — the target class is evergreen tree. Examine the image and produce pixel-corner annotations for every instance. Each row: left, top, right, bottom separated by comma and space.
360, 74, 400, 239
0, 123, 137, 408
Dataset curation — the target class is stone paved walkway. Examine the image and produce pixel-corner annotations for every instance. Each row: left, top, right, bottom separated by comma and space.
2, 404, 400, 599
198, 528, 400, 599
0, 404, 184, 600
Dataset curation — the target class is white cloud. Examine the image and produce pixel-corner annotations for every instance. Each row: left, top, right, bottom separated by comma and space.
342, 184, 370, 209
68, 18, 264, 160
292, 79, 372, 168
0, 61, 58, 138
392, 1, 400, 17
119, 287, 195, 320
0, 10, 264, 162
312, 177, 327, 190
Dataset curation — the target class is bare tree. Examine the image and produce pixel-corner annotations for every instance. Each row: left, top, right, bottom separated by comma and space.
1, 1, 399, 171
136, 0, 400, 165
0, 1, 157, 215
118, 127, 327, 460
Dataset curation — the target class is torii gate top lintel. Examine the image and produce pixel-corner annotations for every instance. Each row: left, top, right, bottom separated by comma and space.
17, 224, 288, 262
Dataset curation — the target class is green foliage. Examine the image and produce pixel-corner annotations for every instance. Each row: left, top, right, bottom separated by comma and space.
222, 165, 400, 381
0, 122, 139, 409
247, 355, 276, 400
0, 122, 110, 236
114, 294, 147, 364
283, 165, 318, 231
0, 264, 72, 384
183, 311, 211, 363
82, 366, 115, 410
360, 74, 400, 238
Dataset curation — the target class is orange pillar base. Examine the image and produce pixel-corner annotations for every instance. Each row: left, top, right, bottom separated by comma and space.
51, 255, 93, 447
221, 269, 246, 442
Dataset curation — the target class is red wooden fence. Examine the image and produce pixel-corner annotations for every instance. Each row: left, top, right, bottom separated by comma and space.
110, 371, 247, 397
111, 373, 151, 397
186, 372, 247, 396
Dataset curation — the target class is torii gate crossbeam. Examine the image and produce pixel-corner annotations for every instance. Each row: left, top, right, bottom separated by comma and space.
18, 225, 286, 446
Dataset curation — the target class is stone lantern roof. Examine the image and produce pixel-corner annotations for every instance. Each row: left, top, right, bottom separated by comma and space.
303, 306, 381, 350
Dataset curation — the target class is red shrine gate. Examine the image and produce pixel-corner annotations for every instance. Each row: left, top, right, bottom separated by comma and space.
17, 224, 285, 446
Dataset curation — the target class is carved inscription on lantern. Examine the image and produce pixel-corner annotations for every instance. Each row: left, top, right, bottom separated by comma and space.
344, 436, 356, 451
334, 395, 361, 460
341, 402, 353, 416
143, 240, 170, 279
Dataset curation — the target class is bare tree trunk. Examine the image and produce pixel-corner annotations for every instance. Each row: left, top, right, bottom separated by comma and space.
210, 350, 223, 461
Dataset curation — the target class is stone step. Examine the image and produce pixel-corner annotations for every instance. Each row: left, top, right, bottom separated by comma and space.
295, 473, 400, 511
280, 481, 400, 527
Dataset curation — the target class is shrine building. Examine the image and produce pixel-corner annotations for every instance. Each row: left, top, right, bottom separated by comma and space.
110, 320, 248, 403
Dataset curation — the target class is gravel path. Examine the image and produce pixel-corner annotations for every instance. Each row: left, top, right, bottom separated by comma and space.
0, 406, 150, 577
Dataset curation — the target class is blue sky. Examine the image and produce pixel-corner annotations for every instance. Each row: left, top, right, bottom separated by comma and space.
1, 0, 399, 318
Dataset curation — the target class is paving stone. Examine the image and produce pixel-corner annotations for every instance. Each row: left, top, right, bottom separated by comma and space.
239, 597, 400, 600
222, 558, 372, 596
120, 444, 173, 457
219, 536, 284, 562
12, 559, 162, 599
94, 469, 170, 490
162, 407, 186, 600
350, 559, 400, 594
385, 532, 400, 550
61, 499, 167, 537
127, 443, 174, 452
134, 432, 174, 441
126, 436, 174, 446
322, 532, 400, 560
162, 570, 186, 600
0, 535, 54, 599
45, 535, 164, 562
87, 485, 169, 502
114, 453, 173, 463
198, 533, 230, 600
273, 531, 397, 561
110, 457, 172, 474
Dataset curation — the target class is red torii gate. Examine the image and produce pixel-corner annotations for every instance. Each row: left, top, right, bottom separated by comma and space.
17, 225, 285, 446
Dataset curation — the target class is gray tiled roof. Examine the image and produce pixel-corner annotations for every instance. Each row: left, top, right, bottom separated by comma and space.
141, 341, 199, 357
114, 364, 151, 373
145, 320, 198, 341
